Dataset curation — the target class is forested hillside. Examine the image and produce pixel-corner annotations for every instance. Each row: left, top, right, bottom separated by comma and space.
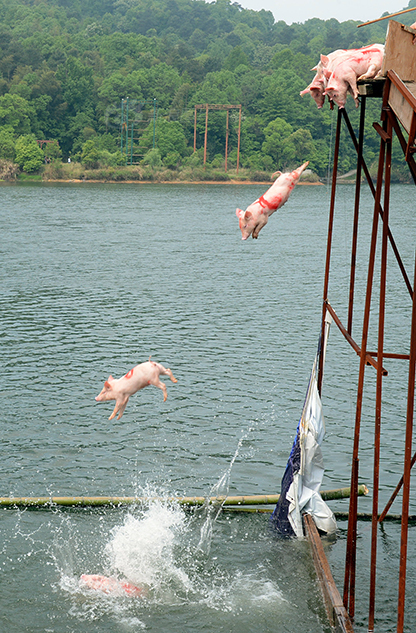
0, 0, 414, 179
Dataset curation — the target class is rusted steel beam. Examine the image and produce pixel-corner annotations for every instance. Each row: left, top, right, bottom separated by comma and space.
367, 352, 409, 360
397, 234, 416, 633
342, 107, 413, 299
325, 302, 388, 375
318, 108, 342, 396
378, 451, 416, 523
348, 97, 366, 334
236, 105, 241, 174
373, 121, 391, 143
369, 112, 392, 632
303, 513, 354, 633
387, 108, 416, 186
203, 104, 209, 166
344, 123, 387, 619
194, 103, 241, 110
344, 458, 359, 617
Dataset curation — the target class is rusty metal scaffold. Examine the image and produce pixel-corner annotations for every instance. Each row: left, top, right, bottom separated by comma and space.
315, 20, 416, 633
193, 103, 242, 172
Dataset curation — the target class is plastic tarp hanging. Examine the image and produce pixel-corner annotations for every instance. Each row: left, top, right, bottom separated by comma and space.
270, 315, 336, 537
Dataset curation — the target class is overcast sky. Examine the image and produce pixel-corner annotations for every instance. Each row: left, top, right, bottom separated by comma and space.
236, 0, 412, 25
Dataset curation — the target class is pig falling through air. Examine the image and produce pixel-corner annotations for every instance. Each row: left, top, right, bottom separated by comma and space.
236, 161, 309, 240
95, 358, 177, 420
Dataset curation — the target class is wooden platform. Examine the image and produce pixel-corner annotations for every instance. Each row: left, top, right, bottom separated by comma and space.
381, 20, 416, 81
303, 514, 354, 633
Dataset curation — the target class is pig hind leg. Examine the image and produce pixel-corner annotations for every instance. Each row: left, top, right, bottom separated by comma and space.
357, 64, 379, 81
149, 377, 168, 401
162, 367, 177, 383
153, 363, 178, 383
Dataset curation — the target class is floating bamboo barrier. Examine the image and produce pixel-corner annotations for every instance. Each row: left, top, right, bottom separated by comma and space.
0, 485, 368, 509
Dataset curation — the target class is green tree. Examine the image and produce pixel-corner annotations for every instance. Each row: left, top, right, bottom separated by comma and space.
42, 139, 62, 162
80, 139, 100, 168
0, 126, 16, 160
139, 118, 188, 160
142, 148, 162, 167
56, 57, 95, 117
0, 94, 34, 135
261, 117, 294, 169
15, 135, 44, 172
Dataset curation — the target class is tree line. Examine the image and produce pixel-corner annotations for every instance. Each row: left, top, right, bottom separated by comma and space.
0, 0, 414, 179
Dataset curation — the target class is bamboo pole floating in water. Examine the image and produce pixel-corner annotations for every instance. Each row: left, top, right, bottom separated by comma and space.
0, 485, 368, 508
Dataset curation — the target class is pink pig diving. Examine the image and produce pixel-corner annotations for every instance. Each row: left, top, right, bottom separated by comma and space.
95, 357, 177, 420
236, 161, 309, 240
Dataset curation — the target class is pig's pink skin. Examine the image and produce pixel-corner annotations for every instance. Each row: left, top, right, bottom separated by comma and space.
236, 161, 309, 240
324, 44, 384, 108
80, 574, 144, 597
300, 49, 348, 108
95, 358, 177, 420
410, 22, 416, 44
300, 76, 326, 108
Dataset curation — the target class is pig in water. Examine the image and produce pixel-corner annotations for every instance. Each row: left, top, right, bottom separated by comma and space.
236, 161, 309, 240
80, 574, 144, 597
323, 44, 384, 108
95, 357, 177, 420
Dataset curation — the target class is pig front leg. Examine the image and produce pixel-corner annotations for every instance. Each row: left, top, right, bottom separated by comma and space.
252, 216, 268, 239
344, 70, 359, 103
109, 396, 129, 421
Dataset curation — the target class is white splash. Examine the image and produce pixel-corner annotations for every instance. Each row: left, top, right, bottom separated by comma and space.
104, 502, 193, 594
198, 426, 254, 554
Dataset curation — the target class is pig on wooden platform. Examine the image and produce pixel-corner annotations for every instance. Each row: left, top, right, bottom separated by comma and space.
300, 44, 385, 109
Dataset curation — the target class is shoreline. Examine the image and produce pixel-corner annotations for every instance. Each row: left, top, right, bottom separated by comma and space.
40, 178, 325, 185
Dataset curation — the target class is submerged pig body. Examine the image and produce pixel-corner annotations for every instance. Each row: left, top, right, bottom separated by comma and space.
95, 358, 177, 420
324, 44, 384, 108
236, 161, 309, 240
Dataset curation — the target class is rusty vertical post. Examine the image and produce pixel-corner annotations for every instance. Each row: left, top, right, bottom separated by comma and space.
203, 104, 209, 167
236, 105, 241, 175
193, 105, 197, 153
318, 108, 342, 396
348, 96, 366, 335
225, 109, 229, 172
397, 225, 416, 632
368, 114, 391, 632
343, 120, 386, 618
345, 457, 359, 616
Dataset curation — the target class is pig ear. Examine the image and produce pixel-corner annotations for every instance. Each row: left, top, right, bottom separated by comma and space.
320, 54, 329, 67
104, 380, 112, 388
245, 211, 252, 219
311, 65, 318, 71
236, 208, 244, 218
323, 68, 332, 80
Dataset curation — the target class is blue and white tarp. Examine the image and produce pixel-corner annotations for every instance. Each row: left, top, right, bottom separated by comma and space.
270, 315, 336, 537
